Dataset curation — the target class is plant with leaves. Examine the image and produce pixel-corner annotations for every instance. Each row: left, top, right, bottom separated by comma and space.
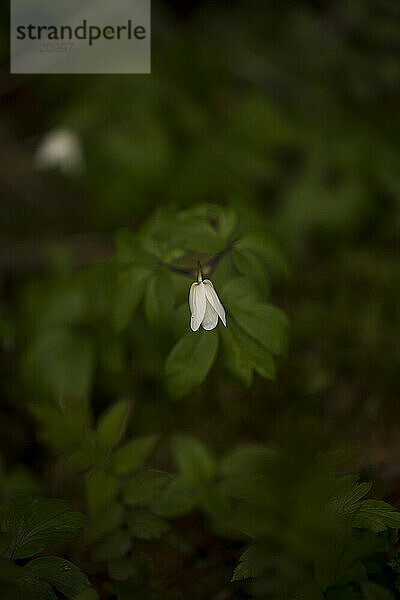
0, 496, 95, 600
19, 205, 287, 408
18, 204, 289, 414
111, 204, 289, 398
32, 396, 170, 598
224, 430, 400, 600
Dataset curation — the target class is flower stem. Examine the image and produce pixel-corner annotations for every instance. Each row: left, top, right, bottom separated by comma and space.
197, 261, 203, 283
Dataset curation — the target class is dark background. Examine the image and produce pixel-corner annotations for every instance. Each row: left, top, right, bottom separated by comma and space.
0, 0, 400, 598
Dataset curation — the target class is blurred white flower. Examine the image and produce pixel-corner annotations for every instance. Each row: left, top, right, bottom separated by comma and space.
189, 269, 226, 332
34, 128, 84, 174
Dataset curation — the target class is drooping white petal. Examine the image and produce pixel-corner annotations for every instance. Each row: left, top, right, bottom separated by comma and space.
202, 299, 218, 330
189, 282, 206, 332
203, 280, 226, 327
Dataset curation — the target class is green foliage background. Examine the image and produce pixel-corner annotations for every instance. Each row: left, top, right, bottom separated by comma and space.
0, 0, 400, 598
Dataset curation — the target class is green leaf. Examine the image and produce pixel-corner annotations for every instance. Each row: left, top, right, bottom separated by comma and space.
128, 508, 170, 540
232, 248, 269, 293
165, 330, 218, 398
144, 267, 175, 328
219, 324, 253, 387
221, 445, 276, 479
231, 302, 288, 356
231, 561, 255, 582
237, 232, 289, 277
66, 442, 98, 470
222, 277, 260, 306
231, 545, 264, 582
86, 470, 118, 515
25, 557, 91, 600
8, 576, 58, 600
230, 321, 276, 380
361, 582, 396, 600
111, 435, 159, 476
215, 206, 237, 241
221, 445, 276, 495
91, 529, 131, 562
31, 401, 89, 452
111, 267, 152, 332
171, 218, 225, 253
151, 477, 200, 518
172, 435, 216, 486
352, 500, 400, 532
0, 496, 85, 560
96, 400, 130, 451
123, 470, 171, 506
330, 475, 372, 516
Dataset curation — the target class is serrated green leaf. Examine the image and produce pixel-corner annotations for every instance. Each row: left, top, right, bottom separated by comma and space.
172, 435, 216, 486
353, 500, 400, 532
128, 508, 170, 540
66, 442, 98, 470
330, 476, 372, 516
30, 401, 89, 452
165, 330, 218, 398
111, 435, 159, 476
231, 562, 254, 582
25, 557, 91, 600
231, 545, 264, 582
96, 400, 130, 451
231, 560, 254, 582
123, 470, 171, 506
0, 497, 85, 560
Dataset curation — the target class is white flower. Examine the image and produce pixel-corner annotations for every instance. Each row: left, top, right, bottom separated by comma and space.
34, 128, 84, 174
189, 277, 226, 332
